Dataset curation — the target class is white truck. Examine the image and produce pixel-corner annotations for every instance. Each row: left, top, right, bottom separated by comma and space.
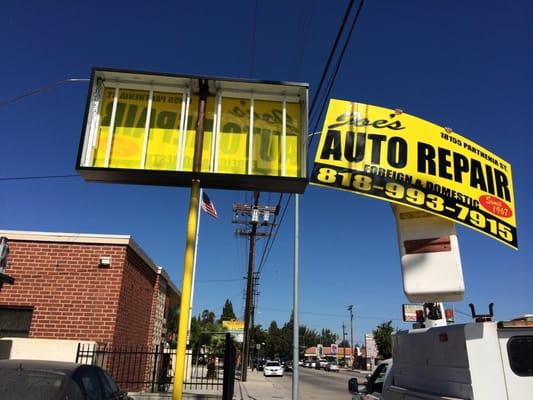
349, 313, 533, 399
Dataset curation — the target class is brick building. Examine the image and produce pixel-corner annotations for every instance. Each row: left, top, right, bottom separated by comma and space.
0, 230, 180, 348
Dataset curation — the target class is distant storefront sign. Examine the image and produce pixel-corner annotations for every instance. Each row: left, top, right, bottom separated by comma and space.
222, 319, 245, 343
222, 319, 244, 331
402, 304, 424, 322
365, 334, 378, 359
77, 68, 309, 193
311, 99, 517, 249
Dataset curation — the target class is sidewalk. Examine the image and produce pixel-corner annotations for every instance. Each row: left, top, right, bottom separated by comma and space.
236, 370, 290, 400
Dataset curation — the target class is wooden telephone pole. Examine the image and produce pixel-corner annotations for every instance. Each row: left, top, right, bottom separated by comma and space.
233, 193, 277, 381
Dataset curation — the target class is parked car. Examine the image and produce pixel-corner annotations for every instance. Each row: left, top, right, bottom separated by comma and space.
282, 361, 293, 372
318, 360, 329, 369
263, 361, 284, 377
0, 359, 131, 400
325, 361, 340, 372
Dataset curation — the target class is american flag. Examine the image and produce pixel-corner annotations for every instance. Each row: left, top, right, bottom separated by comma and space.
201, 191, 218, 218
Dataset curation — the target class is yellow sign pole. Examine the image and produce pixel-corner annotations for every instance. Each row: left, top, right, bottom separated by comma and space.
172, 179, 201, 400
172, 78, 209, 400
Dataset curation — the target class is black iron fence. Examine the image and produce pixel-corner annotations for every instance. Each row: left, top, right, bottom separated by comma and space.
76, 333, 237, 397
76, 343, 173, 392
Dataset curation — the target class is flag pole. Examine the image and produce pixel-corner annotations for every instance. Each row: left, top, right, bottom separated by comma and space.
187, 188, 202, 344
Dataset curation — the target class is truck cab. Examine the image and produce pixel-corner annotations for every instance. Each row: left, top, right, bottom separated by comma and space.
349, 359, 391, 400
349, 314, 533, 400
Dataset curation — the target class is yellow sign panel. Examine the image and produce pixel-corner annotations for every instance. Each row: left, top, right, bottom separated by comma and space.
91, 89, 301, 176
311, 99, 517, 249
222, 319, 245, 331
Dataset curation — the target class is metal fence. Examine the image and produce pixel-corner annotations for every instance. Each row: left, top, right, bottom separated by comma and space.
76, 343, 173, 392
76, 334, 236, 397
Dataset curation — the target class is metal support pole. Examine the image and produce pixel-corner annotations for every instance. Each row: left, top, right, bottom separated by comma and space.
172, 180, 201, 400
173, 79, 209, 400
342, 322, 347, 365
348, 305, 354, 369
292, 194, 300, 400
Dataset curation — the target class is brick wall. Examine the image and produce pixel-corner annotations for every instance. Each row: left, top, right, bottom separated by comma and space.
112, 247, 157, 346
0, 240, 125, 344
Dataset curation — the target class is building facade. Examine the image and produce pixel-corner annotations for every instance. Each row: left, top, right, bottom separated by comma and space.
0, 230, 180, 348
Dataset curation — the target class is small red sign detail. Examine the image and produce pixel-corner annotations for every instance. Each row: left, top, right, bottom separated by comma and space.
479, 195, 513, 218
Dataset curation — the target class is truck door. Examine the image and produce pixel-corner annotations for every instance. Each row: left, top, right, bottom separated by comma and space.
365, 362, 389, 399
498, 330, 533, 399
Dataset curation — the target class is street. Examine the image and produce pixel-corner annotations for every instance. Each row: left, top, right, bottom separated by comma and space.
251, 367, 368, 400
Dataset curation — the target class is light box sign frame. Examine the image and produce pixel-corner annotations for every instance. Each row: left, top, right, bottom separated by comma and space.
76, 68, 309, 193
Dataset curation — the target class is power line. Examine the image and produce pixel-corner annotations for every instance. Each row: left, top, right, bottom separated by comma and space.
250, 0, 259, 78
256, 193, 284, 274
308, 0, 366, 152
0, 174, 78, 182
253, 0, 367, 278
256, 193, 291, 275
0, 78, 89, 108
308, 0, 356, 117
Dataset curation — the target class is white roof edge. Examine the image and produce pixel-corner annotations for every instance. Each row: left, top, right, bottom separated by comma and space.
157, 266, 181, 298
0, 229, 132, 245
0, 229, 180, 297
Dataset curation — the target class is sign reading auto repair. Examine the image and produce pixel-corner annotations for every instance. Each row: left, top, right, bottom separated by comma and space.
310, 99, 517, 249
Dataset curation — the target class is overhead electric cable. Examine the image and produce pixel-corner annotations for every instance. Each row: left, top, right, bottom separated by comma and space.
254, 0, 367, 278
308, 0, 366, 152
256, 193, 291, 275
308, 0, 356, 117
250, 0, 259, 77
256, 193, 284, 274
0, 174, 78, 182
0, 78, 89, 108
291, 0, 315, 78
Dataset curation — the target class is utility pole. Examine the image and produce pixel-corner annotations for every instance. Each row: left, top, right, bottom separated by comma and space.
348, 305, 354, 369
234, 194, 276, 382
342, 322, 347, 365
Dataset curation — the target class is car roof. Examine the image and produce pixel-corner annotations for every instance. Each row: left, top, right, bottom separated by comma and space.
0, 359, 89, 375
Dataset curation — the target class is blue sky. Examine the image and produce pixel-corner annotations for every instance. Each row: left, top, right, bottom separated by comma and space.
1, 0, 531, 345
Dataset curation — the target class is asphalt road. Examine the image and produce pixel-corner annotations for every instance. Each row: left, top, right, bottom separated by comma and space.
265, 367, 368, 400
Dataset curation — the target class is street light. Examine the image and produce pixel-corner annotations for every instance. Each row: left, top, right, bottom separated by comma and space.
348, 305, 354, 369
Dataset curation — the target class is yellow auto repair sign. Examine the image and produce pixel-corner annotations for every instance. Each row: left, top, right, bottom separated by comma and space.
222, 319, 245, 331
311, 99, 517, 249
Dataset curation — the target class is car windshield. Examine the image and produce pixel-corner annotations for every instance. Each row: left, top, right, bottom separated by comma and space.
0, 369, 68, 399
265, 362, 280, 367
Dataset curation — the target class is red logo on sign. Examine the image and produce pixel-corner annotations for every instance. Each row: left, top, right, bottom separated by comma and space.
479, 195, 513, 218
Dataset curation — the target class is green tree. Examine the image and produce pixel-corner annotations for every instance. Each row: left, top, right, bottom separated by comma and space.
319, 328, 338, 345
201, 309, 216, 325
266, 321, 282, 359
250, 324, 268, 360
219, 299, 236, 322
299, 326, 320, 357
373, 321, 394, 359
165, 305, 179, 348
